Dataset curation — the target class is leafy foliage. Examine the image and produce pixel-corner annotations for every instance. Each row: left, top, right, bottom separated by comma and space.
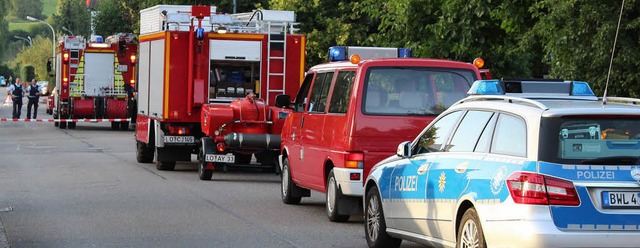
10, 0, 44, 20
11, 36, 54, 82
51, 0, 91, 38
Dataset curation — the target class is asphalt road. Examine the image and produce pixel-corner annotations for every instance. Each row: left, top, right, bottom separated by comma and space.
0, 97, 424, 248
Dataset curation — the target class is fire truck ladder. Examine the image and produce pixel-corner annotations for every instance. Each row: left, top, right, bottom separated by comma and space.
266, 21, 288, 106
68, 49, 81, 94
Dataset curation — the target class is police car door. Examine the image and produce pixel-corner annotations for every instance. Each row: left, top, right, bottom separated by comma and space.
425, 110, 495, 242
387, 111, 463, 235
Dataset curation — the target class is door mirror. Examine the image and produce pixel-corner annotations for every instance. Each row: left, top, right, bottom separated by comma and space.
396, 141, 412, 158
47, 57, 54, 77
275, 94, 291, 108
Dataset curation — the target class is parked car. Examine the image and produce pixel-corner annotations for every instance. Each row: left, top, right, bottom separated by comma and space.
364, 79, 640, 248
37, 81, 49, 95
0, 76, 5, 86
277, 46, 485, 222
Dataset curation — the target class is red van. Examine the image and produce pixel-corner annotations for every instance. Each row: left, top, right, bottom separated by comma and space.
275, 46, 484, 222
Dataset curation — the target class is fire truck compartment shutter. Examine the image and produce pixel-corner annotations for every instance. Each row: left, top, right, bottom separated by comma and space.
84, 53, 115, 97
210, 40, 261, 61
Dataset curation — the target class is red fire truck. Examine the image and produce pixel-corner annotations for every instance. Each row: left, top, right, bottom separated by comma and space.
50, 34, 138, 129
134, 5, 305, 175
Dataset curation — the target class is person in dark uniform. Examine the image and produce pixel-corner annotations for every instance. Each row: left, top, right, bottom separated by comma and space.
7, 77, 25, 118
26, 79, 41, 119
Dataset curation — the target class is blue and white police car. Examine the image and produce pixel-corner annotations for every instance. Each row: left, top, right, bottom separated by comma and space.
364, 79, 640, 248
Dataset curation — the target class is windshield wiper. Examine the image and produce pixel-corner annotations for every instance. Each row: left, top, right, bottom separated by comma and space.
581, 156, 639, 165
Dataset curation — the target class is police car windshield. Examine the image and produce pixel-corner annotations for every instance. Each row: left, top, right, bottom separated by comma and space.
539, 116, 640, 164
362, 67, 475, 116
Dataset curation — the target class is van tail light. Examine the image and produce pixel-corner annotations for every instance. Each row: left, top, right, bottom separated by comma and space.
345, 152, 364, 169
506, 172, 580, 206
168, 125, 191, 135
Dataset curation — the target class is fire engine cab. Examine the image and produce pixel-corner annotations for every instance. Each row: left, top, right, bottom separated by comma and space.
134, 5, 305, 173
51, 34, 138, 129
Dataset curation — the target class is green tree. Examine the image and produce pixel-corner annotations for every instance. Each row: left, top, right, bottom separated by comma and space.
0, 0, 11, 60
10, 36, 55, 83
93, 0, 134, 37
9, 0, 44, 19
52, 0, 91, 38
530, 0, 640, 97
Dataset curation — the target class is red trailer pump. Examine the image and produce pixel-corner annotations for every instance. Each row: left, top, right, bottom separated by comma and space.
134, 5, 305, 173
51, 34, 137, 129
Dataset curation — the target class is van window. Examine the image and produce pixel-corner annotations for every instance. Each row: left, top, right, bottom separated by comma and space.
294, 73, 314, 112
308, 72, 334, 113
448, 111, 494, 152
328, 71, 355, 114
414, 111, 463, 154
492, 114, 527, 157
363, 67, 475, 116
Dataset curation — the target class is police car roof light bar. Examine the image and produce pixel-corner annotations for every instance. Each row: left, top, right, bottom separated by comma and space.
327, 46, 412, 62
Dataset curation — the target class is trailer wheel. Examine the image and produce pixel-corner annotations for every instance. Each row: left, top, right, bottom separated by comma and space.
136, 141, 154, 163
120, 121, 129, 131
198, 137, 214, 180
155, 146, 176, 171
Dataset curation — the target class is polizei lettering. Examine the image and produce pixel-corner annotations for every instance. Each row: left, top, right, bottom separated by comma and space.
576, 170, 615, 180
395, 176, 418, 192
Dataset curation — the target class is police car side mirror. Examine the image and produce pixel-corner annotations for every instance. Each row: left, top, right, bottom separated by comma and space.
275, 94, 292, 108
396, 141, 412, 158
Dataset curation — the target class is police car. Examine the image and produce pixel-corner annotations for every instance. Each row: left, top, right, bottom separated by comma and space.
363, 79, 640, 248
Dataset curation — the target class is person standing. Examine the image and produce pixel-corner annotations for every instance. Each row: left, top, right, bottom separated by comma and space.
7, 77, 25, 118
26, 79, 41, 119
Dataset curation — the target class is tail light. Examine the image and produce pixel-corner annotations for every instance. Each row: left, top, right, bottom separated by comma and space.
345, 152, 364, 169
63, 52, 70, 62
216, 142, 226, 153
130, 54, 136, 64
63, 77, 68, 86
507, 172, 580, 206
168, 125, 191, 135
129, 79, 135, 87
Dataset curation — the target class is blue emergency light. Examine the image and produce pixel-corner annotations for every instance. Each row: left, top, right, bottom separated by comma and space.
196, 28, 205, 41
468, 80, 504, 95
398, 48, 412, 58
328, 46, 347, 62
570, 81, 595, 96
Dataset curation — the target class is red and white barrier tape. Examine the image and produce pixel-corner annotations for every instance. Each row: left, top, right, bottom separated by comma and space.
0, 118, 131, 122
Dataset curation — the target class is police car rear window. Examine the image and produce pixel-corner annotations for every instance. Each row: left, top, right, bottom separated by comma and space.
539, 116, 640, 164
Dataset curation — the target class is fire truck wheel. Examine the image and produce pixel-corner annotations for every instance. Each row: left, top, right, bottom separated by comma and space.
53, 113, 59, 127
155, 146, 176, 171
136, 141, 154, 163
281, 158, 302, 205
235, 153, 252, 165
111, 122, 119, 130
59, 121, 67, 129
326, 169, 350, 222
120, 122, 129, 131
68, 122, 76, 129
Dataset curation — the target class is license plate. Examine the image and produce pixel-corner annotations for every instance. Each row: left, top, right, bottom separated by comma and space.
163, 136, 195, 143
117, 64, 128, 72
602, 191, 640, 208
205, 154, 235, 163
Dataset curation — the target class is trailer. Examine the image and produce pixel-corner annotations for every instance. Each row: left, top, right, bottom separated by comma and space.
51, 34, 138, 129
134, 5, 306, 174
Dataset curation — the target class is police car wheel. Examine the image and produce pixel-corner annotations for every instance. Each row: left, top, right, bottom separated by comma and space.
326, 169, 349, 222
281, 158, 302, 204
198, 146, 213, 181
365, 186, 401, 248
457, 208, 486, 248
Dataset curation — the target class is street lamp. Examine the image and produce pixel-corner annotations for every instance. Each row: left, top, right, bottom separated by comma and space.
14, 35, 32, 46
62, 26, 74, 36
26, 16, 56, 70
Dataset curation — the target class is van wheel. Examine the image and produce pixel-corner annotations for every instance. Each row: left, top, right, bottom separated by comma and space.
457, 208, 486, 248
155, 146, 176, 171
281, 158, 301, 204
136, 141, 154, 163
365, 186, 401, 248
326, 169, 350, 222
